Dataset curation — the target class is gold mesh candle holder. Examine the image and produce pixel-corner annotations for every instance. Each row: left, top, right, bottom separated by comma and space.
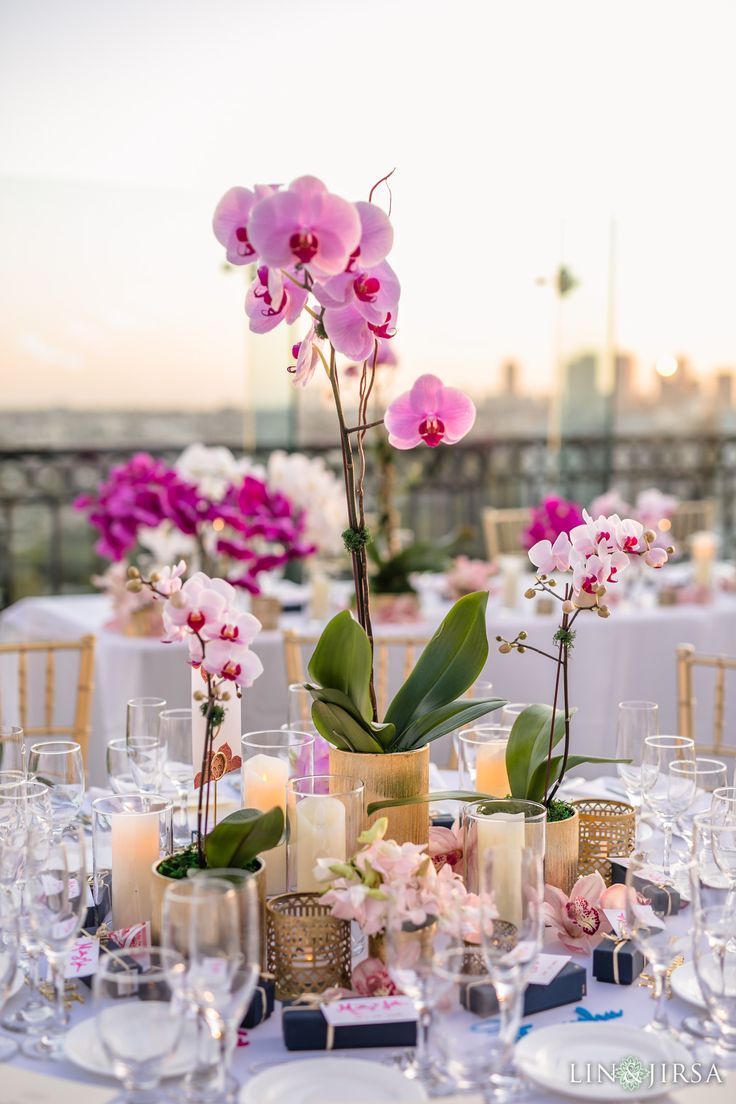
572, 798, 636, 884
266, 892, 352, 1001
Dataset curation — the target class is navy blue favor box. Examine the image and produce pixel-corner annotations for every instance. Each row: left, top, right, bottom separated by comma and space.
592, 938, 646, 985
241, 975, 275, 1028
609, 861, 681, 915
282, 1004, 417, 1050
461, 961, 586, 1017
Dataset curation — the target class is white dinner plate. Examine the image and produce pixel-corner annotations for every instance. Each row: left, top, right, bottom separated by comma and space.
64, 1007, 198, 1080
239, 1057, 428, 1104
670, 960, 706, 1009
515, 1022, 692, 1101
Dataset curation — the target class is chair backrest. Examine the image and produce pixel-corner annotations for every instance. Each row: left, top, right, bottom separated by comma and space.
0, 635, 96, 769
671, 499, 717, 546
283, 629, 427, 719
482, 507, 532, 561
676, 643, 736, 759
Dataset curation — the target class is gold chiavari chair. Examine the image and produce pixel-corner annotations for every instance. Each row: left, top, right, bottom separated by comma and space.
0, 636, 96, 770
283, 628, 427, 719
670, 499, 717, 546
676, 643, 736, 760
482, 507, 532, 562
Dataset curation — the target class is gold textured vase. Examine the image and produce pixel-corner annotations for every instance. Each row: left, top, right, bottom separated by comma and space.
544, 808, 580, 894
573, 799, 635, 884
328, 745, 430, 846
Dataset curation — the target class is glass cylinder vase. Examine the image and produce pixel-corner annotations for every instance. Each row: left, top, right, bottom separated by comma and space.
92, 794, 173, 931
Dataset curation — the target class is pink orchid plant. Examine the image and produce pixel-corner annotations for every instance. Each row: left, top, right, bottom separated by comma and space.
214, 173, 477, 723
497, 508, 674, 806
523, 496, 584, 552
543, 872, 623, 954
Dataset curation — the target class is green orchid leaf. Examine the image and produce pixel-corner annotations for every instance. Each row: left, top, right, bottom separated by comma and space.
307, 611, 373, 722
390, 697, 506, 752
384, 592, 490, 740
205, 806, 284, 869
526, 753, 627, 802
312, 700, 385, 754
366, 789, 489, 816
505, 704, 566, 799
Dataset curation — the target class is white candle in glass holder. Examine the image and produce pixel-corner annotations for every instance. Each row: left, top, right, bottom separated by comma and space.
475, 811, 525, 928
295, 795, 346, 892
243, 753, 289, 894
475, 741, 510, 796
111, 811, 160, 929
691, 531, 716, 588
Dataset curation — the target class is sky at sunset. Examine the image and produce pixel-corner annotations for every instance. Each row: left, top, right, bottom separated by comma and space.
2, 0, 736, 410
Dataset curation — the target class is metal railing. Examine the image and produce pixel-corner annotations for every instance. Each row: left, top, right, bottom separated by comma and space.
1, 435, 733, 608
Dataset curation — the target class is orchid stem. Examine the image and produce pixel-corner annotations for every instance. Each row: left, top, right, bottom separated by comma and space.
346, 419, 384, 434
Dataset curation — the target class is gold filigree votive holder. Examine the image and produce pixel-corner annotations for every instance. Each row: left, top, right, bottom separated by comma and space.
572, 798, 636, 884
266, 892, 351, 1001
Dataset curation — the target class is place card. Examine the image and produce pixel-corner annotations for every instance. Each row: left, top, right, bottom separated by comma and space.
604, 904, 665, 936
526, 953, 571, 985
64, 936, 100, 979
321, 995, 418, 1026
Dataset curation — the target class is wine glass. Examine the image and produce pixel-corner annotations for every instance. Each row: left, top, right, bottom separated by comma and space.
0, 726, 25, 773
640, 735, 695, 881
382, 899, 460, 1094
106, 738, 136, 794
705, 813, 736, 914
94, 947, 189, 1104
0, 887, 21, 1060
478, 845, 545, 1094
126, 696, 167, 793
162, 876, 260, 1102
615, 701, 658, 839
160, 708, 194, 848
624, 853, 693, 1037
500, 703, 529, 729
27, 740, 85, 838
22, 826, 87, 1059
692, 904, 736, 1067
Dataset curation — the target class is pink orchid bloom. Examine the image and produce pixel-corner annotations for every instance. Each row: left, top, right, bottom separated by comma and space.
614, 516, 645, 554
428, 819, 464, 873
635, 487, 677, 529
289, 323, 324, 388
153, 560, 186, 597
204, 608, 261, 647
320, 883, 388, 935
528, 532, 572, 574
212, 184, 276, 265
570, 510, 624, 557
355, 838, 427, 882
543, 872, 611, 954
644, 546, 668, 568
245, 266, 308, 334
348, 201, 394, 269
571, 549, 629, 594
162, 572, 235, 640
248, 175, 361, 278
384, 374, 476, 450
199, 636, 264, 688
316, 260, 401, 362
351, 957, 400, 997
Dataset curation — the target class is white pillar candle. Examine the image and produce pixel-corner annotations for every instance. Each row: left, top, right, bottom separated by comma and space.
475, 811, 525, 929
475, 742, 510, 797
500, 556, 521, 610
691, 531, 716, 588
111, 811, 160, 930
243, 753, 289, 894
294, 795, 346, 892
309, 572, 331, 621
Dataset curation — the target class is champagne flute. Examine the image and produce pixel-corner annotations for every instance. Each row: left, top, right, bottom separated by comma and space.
0, 888, 21, 1059
160, 709, 194, 848
27, 740, 85, 839
22, 826, 87, 1059
106, 738, 136, 795
640, 735, 695, 881
126, 697, 167, 793
692, 904, 736, 1067
0, 726, 25, 773
615, 701, 658, 844
162, 876, 260, 1102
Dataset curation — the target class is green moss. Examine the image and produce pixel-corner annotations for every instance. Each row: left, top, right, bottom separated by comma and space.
546, 799, 575, 823
156, 846, 202, 880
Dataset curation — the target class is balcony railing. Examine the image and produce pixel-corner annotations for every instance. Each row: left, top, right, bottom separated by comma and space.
1, 435, 734, 608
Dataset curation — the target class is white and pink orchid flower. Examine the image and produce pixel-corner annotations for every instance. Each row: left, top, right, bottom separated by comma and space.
163, 572, 236, 641
543, 872, 612, 954
528, 532, 572, 574
571, 549, 629, 595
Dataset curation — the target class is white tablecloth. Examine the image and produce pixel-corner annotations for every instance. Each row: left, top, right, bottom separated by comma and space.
1, 592, 735, 786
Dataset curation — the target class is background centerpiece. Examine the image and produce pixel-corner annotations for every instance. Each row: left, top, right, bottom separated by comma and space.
213, 172, 504, 842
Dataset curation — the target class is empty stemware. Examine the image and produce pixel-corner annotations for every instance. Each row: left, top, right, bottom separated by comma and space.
615, 700, 658, 844
126, 696, 167, 793
160, 708, 195, 848
106, 738, 137, 795
640, 735, 695, 881
27, 740, 84, 839
0, 726, 26, 773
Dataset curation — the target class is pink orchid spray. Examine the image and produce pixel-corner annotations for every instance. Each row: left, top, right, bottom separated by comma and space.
213, 171, 476, 716
543, 872, 617, 954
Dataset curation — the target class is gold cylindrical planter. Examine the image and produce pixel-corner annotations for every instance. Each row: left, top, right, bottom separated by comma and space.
267, 892, 351, 1001
329, 745, 430, 846
150, 856, 267, 965
544, 808, 580, 894
572, 799, 636, 884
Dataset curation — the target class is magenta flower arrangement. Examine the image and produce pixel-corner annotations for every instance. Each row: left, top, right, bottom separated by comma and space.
213, 172, 496, 751
523, 495, 585, 553
76, 452, 314, 594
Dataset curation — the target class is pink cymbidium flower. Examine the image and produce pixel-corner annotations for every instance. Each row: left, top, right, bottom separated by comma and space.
248, 176, 361, 278
316, 260, 401, 362
543, 872, 612, 954
245, 266, 308, 333
352, 957, 400, 997
384, 374, 476, 450
212, 185, 276, 265
428, 819, 464, 873
528, 532, 572, 574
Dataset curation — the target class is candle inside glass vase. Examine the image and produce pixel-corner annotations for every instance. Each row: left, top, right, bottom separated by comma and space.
458, 725, 511, 797
287, 775, 364, 893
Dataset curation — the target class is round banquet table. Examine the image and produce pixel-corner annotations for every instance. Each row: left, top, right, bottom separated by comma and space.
0, 776, 731, 1104
1, 590, 735, 787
